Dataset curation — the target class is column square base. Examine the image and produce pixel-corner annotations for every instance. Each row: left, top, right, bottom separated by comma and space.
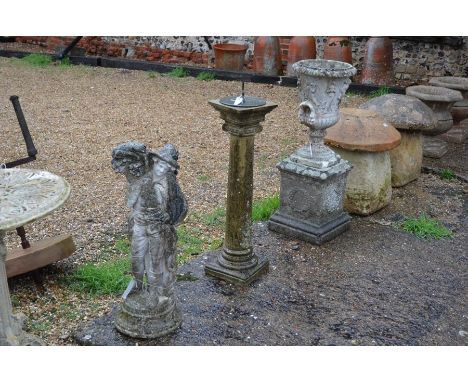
204, 250, 269, 285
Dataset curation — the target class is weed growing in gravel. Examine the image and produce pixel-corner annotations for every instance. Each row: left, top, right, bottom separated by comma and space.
439, 168, 455, 181
148, 71, 158, 78
202, 206, 226, 227
168, 67, 188, 78
369, 85, 390, 98
252, 194, 280, 221
21, 53, 52, 66
114, 237, 131, 254
197, 174, 211, 183
66, 257, 132, 295
58, 57, 72, 66
400, 214, 453, 239
197, 71, 216, 81
177, 226, 204, 257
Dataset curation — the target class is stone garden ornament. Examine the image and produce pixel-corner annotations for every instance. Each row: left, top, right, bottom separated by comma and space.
112, 141, 188, 338
269, 59, 356, 244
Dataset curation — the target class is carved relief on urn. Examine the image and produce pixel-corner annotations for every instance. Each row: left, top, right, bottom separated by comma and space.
291, 59, 357, 169
269, 59, 357, 245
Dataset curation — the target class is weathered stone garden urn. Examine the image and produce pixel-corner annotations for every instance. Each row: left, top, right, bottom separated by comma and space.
361, 94, 437, 187
429, 76, 468, 143
325, 108, 401, 215
406, 85, 463, 158
268, 59, 356, 244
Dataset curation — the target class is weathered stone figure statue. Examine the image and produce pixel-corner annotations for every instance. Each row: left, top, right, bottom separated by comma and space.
111, 141, 188, 338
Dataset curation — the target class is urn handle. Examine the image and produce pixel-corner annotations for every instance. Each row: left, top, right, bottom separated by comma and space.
298, 100, 316, 126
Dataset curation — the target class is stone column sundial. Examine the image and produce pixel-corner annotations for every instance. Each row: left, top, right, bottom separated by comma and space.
0, 168, 70, 345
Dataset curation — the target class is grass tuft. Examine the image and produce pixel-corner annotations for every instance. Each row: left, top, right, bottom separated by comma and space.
21, 53, 53, 67
369, 85, 390, 98
252, 194, 280, 221
148, 71, 158, 78
202, 206, 226, 227
168, 67, 188, 78
65, 257, 132, 295
439, 168, 455, 181
196, 71, 216, 81
400, 214, 453, 239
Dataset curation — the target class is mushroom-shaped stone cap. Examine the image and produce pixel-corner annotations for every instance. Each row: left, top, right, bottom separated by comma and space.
406, 85, 463, 103
429, 76, 468, 92
325, 108, 401, 152
360, 94, 437, 131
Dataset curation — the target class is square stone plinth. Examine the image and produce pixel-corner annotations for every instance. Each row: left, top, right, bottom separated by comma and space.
204, 249, 269, 285
268, 157, 351, 245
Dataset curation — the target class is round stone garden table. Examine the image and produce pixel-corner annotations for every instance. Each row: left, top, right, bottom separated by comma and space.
0, 168, 70, 345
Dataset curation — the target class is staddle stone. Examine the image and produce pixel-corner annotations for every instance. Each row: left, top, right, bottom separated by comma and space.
325, 108, 400, 215
360, 94, 437, 187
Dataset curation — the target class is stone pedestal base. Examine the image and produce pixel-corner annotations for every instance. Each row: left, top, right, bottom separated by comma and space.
0, 312, 44, 346
439, 122, 468, 143
389, 131, 422, 187
269, 211, 350, 245
204, 249, 269, 284
422, 136, 448, 158
268, 154, 351, 245
115, 293, 181, 339
334, 148, 392, 216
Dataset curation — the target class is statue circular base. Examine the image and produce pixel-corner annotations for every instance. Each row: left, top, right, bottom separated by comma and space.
115, 295, 182, 339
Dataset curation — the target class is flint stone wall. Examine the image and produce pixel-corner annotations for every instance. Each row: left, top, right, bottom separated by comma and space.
14, 36, 467, 82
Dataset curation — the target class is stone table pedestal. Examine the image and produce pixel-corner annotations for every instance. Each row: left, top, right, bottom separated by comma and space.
204, 99, 277, 284
429, 76, 468, 143
0, 168, 70, 345
406, 85, 463, 158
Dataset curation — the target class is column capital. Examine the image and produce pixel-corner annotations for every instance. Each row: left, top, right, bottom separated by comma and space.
209, 99, 277, 137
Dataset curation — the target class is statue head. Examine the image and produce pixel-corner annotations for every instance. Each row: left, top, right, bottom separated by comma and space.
151, 144, 180, 177
112, 141, 149, 178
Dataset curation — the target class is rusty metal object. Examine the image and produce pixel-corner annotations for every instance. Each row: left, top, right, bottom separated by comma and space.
213, 43, 247, 71
253, 36, 282, 76
286, 36, 316, 76
5, 96, 37, 168
323, 36, 352, 64
361, 37, 394, 86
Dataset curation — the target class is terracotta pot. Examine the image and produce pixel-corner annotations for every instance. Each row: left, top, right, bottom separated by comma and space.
286, 36, 316, 76
213, 43, 247, 71
323, 36, 352, 64
361, 37, 394, 85
253, 37, 282, 75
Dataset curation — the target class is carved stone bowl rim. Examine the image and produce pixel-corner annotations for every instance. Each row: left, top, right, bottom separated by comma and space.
292, 59, 357, 78
406, 85, 463, 103
0, 168, 70, 231
429, 76, 468, 92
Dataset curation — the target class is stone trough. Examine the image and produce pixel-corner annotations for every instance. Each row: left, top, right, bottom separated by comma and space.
325, 108, 401, 215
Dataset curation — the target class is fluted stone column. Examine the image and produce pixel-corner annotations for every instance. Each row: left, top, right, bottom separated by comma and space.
204, 99, 277, 284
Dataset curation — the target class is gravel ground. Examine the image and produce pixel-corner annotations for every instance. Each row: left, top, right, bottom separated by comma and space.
1, 55, 368, 344
76, 172, 467, 346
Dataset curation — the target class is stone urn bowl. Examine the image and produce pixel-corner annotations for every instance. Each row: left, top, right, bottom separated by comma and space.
429, 76, 468, 142
406, 85, 463, 158
325, 108, 401, 215
291, 59, 357, 169
361, 94, 437, 187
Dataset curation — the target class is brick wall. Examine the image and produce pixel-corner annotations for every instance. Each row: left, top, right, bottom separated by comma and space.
14, 36, 468, 82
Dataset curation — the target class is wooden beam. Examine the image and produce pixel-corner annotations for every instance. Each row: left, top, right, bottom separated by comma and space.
6, 234, 76, 278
